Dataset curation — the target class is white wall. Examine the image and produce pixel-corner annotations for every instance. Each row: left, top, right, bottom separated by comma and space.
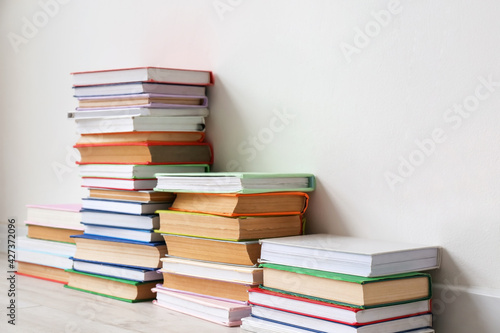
1, 0, 499, 331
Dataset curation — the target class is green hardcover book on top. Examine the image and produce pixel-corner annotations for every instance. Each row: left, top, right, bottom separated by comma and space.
154, 172, 315, 194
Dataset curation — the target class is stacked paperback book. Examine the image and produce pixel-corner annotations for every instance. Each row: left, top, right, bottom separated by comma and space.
240, 234, 441, 333
151, 172, 315, 326
17, 204, 82, 284
64, 67, 213, 302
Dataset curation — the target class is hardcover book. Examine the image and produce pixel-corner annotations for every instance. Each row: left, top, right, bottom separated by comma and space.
26, 203, 82, 229
157, 210, 303, 241
77, 93, 208, 109
69, 106, 209, 119
81, 209, 160, 229
86, 188, 175, 203
81, 198, 172, 215
78, 163, 209, 179
71, 258, 160, 282
154, 172, 315, 194
168, 192, 310, 217
75, 141, 213, 165
82, 223, 164, 243
152, 286, 251, 327
77, 131, 205, 144
72, 81, 206, 97
71, 67, 213, 86
260, 263, 432, 308
259, 234, 441, 277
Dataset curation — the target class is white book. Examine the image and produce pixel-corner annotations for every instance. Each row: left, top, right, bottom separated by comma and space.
78, 164, 209, 179
259, 234, 441, 277
82, 224, 163, 243
72, 82, 206, 97
80, 210, 159, 229
69, 107, 209, 119
81, 198, 171, 215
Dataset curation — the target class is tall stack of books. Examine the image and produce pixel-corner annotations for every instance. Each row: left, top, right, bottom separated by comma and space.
151, 172, 315, 326
65, 67, 214, 302
241, 234, 441, 333
17, 204, 83, 284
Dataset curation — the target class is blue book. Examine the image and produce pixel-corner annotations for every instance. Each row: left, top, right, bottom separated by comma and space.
80, 209, 160, 229
81, 198, 171, 215
81, 223, 164, 243
71, 258, 161, 282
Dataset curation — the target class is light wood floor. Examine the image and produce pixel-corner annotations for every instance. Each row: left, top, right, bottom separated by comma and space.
1, 270, 243, 333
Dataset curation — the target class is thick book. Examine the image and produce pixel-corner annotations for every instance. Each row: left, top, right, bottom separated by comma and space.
26, 203, 82, 229
65, 269, 160, 302
163, 234, 261, 266
161, 271, 257, 302
261, 263, 431, 309
71, 234, 167, 269
248, 308, 433, 333
81, 198, 172, 214
81, 177, 158, 190
69, 106, 209, 119
26, 222, 84, 243
81, 209, 160, 229
82, 223, 164, 243
152, 286, 251, 327
154, 172, 315, 194
77, 131, 205, 144
75, 115, 206, 134
71, 67, 213, 86
78, 163, 209, 179
157, 210, 303, 241
77, 93, 208, 109
75, 141, 213, 165
72, 82, 206, 97
16, 261, 70, 284
86, 188, 175, 203
248, 287, 431, 326
259, 234, 441, 277
160, 257, 263, 285
168, 192, 310, 217
71, 258, 160, 282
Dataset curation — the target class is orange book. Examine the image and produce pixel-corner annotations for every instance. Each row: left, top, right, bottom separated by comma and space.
77, 131, 205, 144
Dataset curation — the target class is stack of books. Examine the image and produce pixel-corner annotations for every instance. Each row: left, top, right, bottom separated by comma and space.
17, 204, 82, 284
65, 67, 214, 302
151, 172, 315, 326
241, 234, 441, 333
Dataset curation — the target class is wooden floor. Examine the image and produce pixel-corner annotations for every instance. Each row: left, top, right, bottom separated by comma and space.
1, 270, 243, 333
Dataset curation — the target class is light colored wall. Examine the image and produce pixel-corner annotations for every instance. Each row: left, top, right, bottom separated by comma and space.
1, 1, 499, 331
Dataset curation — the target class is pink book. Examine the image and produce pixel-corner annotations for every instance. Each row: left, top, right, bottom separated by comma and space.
152, 285, 251, 327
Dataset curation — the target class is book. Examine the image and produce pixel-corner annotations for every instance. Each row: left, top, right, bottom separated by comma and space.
161, 271, 258, 302
161, 257, 263, 285
26, 203, 82, 229
81, 210, 160, 229
81, 198, 172, 214
81, 177, 158, 190
65, 269, 160, 302
78, 163, 209, 179
261, 263, 431, 308
69, 106, 209, 119
75, 142, 213, 165
17, 237, 76, 270
168, 192, 310, 217
77, 131, 205, 144
259, 234, 441, 277
87, 188, 175, 203
82, 224, 164, 242
163, 234, 261, 266
249, 307, 432, 333
72, 82, 206, 97
77, 93, 208, 109
16, 261, 70, 284
157, 210, 303, 241
152, 286, 252, 327
75, 115, 206, 134
72, 234, 167, 268
26, 222, 84, 243
154, 172, 315, 194
248, 287, 431, 326
241, 316, 436, 333
71, 258, 160, 282
71, 67, 213, 86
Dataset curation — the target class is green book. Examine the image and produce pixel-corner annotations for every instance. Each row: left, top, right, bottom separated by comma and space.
260, 263, 432, 309
65, 269, 160, 302
154, 172, 315, 193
